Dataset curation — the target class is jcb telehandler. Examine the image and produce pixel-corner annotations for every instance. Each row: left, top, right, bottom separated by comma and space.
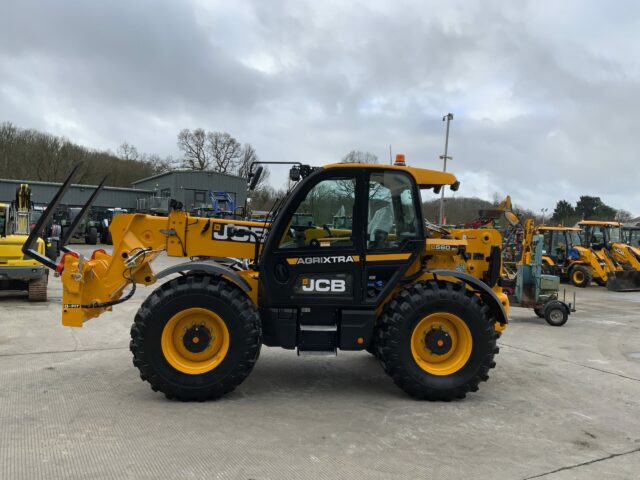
24, 158, 508, 401
579, 221, 640, 291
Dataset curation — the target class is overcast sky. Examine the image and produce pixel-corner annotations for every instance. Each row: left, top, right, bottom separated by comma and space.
1, 0, 639, 216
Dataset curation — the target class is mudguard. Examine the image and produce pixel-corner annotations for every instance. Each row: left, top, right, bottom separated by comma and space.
430, 269, 508, 325
154, 260, 252, 293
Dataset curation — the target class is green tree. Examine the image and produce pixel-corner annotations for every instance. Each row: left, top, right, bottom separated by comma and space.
576, 196, 603, 220
550, 200, 576, 224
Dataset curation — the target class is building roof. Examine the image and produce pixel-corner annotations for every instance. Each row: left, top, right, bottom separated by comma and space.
131, 169, 245, 185
0, 177, 153, 193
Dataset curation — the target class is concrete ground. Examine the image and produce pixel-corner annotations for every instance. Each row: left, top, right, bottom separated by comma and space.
1, 245, 639, 479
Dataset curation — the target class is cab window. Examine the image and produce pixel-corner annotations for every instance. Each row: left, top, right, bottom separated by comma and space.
367, 171, 420, 250
279, 176, 356, 249
0, 208, 6, 236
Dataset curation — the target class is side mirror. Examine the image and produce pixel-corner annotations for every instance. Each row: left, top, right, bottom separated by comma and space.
248, 166, 263, 191
289, 166, 301, 182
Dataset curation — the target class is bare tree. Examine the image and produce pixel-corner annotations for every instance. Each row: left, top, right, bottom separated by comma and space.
237, 143, 257, 178
340, 150, 379, 164
147, 154, 174, 174
207, 131, 242, 173
237, 143, 270, 191
177, 128, 209, 170
118, 142, 140, 161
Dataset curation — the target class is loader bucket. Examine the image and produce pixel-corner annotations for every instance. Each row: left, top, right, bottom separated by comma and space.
606, 271, 640, 292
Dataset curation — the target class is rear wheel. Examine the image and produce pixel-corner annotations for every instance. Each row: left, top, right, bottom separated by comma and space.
130, 275, 261, 401
86, 227, 98, 245
100, 228, 113, 245
570, 265, 592, 288
45, 239, 59, 261
375, 281, 499, 400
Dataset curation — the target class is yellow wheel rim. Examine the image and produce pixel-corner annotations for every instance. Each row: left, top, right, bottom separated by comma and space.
573, 270, 584, 283
161, 307, 230, 375
410, 312, 472, 376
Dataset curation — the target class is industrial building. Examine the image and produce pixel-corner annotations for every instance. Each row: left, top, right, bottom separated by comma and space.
0, 170, 247, 211
132, 170, 247, 211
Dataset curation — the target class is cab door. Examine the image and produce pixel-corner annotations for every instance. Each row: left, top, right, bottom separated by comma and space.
259, 168, 366, 351
361, 170, 424, 305
260, 168, 365, 309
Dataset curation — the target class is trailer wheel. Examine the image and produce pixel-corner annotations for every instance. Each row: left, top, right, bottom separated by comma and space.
375, 281, 499, 400
130, 275, 261, 401
533, 307, 545, 319
544, 301, 568, 327
570, 265, 592, 288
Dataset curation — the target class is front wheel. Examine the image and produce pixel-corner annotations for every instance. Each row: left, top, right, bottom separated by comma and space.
570, 265, 592, 288
375, 281, 499, 400
130, 275, 261, 401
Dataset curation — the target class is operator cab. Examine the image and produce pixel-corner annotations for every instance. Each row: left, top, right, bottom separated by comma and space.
258, 160, 450, 353
540, 227, 581, 265
579, 221, 622, 249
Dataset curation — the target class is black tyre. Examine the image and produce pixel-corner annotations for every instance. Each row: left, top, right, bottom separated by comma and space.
45, 239, 59, 261
86, 227, 98, 245
533, 307, 545, 319
375, 281, 499, 400
104, 231, 113, 245
570, 265, 592, 288
544, 301, 568, 327
130, 275, 262, 401
594, 277, 607, 287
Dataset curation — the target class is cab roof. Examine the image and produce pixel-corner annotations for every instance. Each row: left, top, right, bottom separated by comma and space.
324, 163, 459, 190
578, 220, 622, 227
537, 225, 581, 231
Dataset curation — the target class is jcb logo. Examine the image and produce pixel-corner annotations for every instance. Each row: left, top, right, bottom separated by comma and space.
212, 224, 266, 243
301, 278, 346, 293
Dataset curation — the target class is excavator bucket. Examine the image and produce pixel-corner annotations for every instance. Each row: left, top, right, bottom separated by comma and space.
606, 271, 640, 292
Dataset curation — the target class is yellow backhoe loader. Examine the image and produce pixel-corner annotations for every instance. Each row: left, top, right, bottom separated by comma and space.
579, 221, 640, 291
25, 158, 509, 401
0, 185, 48, 301
536, 225, 614, 288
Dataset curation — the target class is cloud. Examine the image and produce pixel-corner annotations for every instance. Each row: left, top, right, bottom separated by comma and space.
0, 0, 638, 215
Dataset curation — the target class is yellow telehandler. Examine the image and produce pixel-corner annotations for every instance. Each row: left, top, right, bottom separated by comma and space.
25, 158, 509, 401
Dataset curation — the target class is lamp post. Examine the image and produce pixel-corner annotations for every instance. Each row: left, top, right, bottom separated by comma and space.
438, 113, 454, 225
541, 208, 548, 224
